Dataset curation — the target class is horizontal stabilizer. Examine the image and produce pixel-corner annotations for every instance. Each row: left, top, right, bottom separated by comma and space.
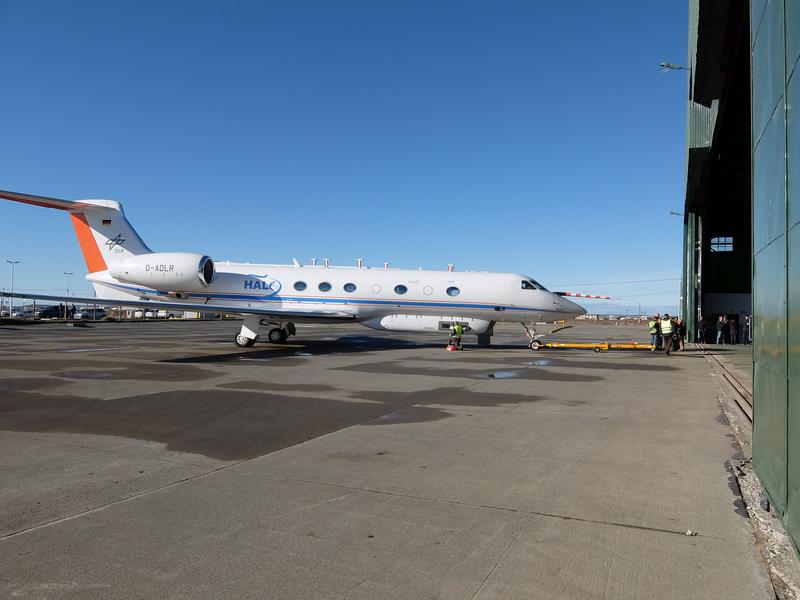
0, 292, 357, 322
0, 189, 98, 211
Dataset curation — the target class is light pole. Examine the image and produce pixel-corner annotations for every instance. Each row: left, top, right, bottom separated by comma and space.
6, 260, 19, 316
661, 60, 695, 335
659, 62, 689, 72
64, 272, 73, 319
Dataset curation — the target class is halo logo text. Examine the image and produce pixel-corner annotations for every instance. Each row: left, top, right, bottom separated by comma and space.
243, 275, 281, 295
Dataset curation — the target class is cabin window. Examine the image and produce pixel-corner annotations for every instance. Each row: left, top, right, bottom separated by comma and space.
522, 279, 547, 291
294, 281, 307, 291
343, 282, 357, 293
394, 284, 408, 295
532, 279, 548, 291
446, 286, 460, 297
319, 282, 332, 292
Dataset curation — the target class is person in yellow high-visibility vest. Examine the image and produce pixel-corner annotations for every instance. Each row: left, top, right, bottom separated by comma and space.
647, 316, 659, 351
660, 313, 674, 355
449, 322, 464, 350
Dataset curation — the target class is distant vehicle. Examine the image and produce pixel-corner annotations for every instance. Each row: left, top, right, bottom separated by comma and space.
74, 307, 108, 320
133, 310, 155, 319
0, 310, 9, 318
157, 309, 181, 319
37, 305, 66, 319
11, 309, 36, 319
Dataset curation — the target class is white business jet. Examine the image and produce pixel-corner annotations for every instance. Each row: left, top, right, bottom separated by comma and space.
0, 190, 589, 348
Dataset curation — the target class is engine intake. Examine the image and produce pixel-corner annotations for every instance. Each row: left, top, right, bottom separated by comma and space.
109, 252, 215, 291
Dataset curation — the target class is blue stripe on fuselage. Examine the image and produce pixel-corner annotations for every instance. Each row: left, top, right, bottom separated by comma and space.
100, 281, 545, 312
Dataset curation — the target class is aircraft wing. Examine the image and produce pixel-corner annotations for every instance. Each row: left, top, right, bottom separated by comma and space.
0, 292, 357, 321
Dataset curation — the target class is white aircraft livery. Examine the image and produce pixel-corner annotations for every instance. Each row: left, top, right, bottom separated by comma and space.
0, 190, 588, 348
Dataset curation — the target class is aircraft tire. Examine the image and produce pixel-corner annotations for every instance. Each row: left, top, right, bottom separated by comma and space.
529, 340, 541, 350
267, 327, 288, 344
235, 333, 256, 348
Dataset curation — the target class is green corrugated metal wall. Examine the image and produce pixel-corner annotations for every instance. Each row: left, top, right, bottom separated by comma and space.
751, 0, 800, 552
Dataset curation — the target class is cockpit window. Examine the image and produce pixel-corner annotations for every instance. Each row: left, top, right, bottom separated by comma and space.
521, 278, 548, 291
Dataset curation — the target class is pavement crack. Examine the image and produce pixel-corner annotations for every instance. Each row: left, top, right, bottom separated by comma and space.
467, 515, 527, 600
0, 453, 261, 541
265, 474, 738, 542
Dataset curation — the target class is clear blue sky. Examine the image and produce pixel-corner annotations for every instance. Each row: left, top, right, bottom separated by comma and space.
0, 0, 688, 312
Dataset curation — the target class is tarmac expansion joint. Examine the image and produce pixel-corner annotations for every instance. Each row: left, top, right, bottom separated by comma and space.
261, 473, 738, 542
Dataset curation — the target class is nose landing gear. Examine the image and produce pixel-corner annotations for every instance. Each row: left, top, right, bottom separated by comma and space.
522, 323, 543, 351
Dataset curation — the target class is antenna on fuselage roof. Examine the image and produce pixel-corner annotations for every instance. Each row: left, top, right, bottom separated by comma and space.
310, 258, 317, 266
292, 258, 301, 267
447, 264, 455, 272
356, 258, 363, 268
383, 262, 389, 269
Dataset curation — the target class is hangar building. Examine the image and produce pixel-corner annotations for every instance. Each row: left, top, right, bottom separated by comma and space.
683, 0, 799, 551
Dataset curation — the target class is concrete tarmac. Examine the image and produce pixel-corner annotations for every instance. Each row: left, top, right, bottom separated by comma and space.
0, 320, 773, 598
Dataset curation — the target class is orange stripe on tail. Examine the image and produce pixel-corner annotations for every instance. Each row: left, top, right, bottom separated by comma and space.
70, 213, 108, 273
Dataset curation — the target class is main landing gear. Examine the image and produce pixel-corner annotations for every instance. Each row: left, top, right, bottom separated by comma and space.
233, 317, 295, 347
235, 333, 257, 348
267, 327, 288, 344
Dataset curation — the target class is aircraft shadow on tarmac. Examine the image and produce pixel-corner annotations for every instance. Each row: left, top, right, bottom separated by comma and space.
165, 334, 692, 366
164, 336, 531, 364
332, 361, 604, 383
0, 386, 553, 461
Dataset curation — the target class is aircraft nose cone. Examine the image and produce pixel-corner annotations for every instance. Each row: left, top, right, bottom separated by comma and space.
560, 296, 586, 316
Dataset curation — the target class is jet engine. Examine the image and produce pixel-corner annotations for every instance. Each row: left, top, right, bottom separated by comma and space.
360, 315, 492, 334
108, 253, 215, 291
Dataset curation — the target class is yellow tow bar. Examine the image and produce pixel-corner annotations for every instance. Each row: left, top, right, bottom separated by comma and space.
531, 341, 655, 352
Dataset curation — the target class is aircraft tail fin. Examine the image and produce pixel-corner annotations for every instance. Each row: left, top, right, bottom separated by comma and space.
0, 190, 151, 276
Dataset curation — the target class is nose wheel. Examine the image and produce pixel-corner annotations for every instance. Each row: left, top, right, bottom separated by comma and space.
522, 323, 543, 351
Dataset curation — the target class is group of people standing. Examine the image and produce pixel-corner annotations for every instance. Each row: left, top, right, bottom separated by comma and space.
649, 314, 751, 351
647, 314, 686, 355
696, 314, 749, 345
